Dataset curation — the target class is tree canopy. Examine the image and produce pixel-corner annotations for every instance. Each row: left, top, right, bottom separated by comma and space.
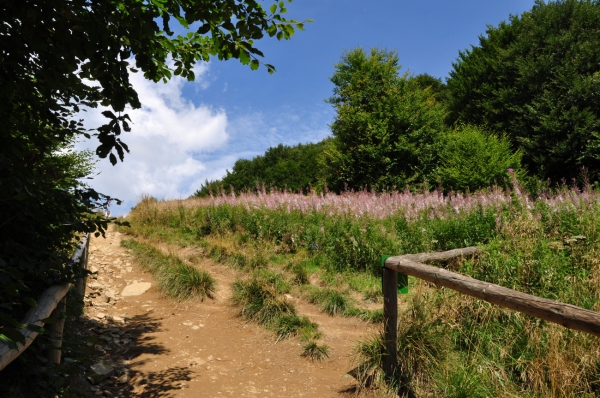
447, 0, 600, 182
321, 48, 447, 192
0, 0, 307, 383
195, 140, 328, 196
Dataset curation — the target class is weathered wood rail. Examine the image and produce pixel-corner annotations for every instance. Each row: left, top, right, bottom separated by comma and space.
382, 246, 600, 378
0, 234, 90, 371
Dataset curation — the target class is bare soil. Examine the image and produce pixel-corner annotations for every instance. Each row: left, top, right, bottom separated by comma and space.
79, 229, 380, 397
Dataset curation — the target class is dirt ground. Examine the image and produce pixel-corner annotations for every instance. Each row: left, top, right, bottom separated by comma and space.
79, 229, 381, 397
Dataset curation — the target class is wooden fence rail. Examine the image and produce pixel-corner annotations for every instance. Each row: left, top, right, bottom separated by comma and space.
382, 247, 600, 378
0, 234, 90, 372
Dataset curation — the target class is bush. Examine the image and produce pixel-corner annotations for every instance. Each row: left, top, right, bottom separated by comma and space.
436, 125, 524, 193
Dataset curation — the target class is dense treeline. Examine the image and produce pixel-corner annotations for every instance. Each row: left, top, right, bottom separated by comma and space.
194, 140, 329, 196
204, 0, 600, 196
447, 0, 600, 182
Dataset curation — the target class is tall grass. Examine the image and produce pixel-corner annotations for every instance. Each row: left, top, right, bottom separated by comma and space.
121, 239, 215, 301
125, 184, 600, 396
231, 270, 329, 359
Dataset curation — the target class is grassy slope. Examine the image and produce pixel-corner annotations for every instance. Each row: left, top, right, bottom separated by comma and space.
121, 188, 600, 397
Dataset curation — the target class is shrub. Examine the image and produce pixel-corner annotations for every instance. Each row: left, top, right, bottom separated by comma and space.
436, 125, 524, 193
231, 276, 295, 325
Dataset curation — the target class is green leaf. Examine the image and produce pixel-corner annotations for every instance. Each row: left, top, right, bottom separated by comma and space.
239, 50, 250, 65
101, 110, 117, 120
0, 329, 25, 347
197, 24, 211, 34
24, 297, 37, 308
250, 60, 260, 71
0, 312, 23, 328
270, 4, 277, 14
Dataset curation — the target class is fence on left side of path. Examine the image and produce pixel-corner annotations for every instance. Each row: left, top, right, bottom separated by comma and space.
0, 234, 90, 371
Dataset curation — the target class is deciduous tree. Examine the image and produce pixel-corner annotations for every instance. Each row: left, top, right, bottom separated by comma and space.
322, 48, 447, 192
0, 0, 308, 381
447, 0, 600, 182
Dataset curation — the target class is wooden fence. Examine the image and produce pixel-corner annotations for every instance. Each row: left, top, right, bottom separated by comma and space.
0, 234, 90, 371
382, 247, 600, 378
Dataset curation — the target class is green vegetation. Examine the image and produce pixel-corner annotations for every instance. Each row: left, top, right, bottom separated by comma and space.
121, 239, 215, 301
436, 125, 524, 192
1, 0, 308, 389
194, 141, 329, 196
306, 287, 352, 316
301, 341, 330, 361
230, 270, 328, 358
123, 183, 600, 396
447, 0, 600, 182
321, 47, 447, 192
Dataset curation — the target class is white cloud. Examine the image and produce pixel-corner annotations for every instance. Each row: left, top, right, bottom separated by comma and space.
77, 62, 229, 215
75, 62, 334, 217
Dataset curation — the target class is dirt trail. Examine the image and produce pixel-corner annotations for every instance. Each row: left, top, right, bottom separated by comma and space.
81, 229, 379, 397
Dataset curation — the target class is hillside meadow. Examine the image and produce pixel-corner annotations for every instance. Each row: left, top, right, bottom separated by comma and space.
120, 183, 600, 397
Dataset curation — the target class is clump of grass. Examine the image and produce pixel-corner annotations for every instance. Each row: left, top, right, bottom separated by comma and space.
162, 262, 215, 301
306, 286, 352, 316
246, 250, 269, 268
231, 270, 330, 359
434, 363, 489, 398
253, 269, 291, 294
285, 261, 310, 285
362, 287, 382, 303
121, 239, 215, 301
273, 314, 318, 342
301, 341, 330, 361
350, 334, 386, 389
343, 308, 384, 323
231, 277, 295, 325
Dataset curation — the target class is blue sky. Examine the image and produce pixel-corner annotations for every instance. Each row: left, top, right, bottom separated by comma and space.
79, 0, 535, 216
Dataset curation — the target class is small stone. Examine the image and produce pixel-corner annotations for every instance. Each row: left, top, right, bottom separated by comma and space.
121, 282, 152, 297
191, 326, 199, 330
110, 315, 125, 324
118, 374, 129, 384
105, 290, 116, 303
90, 362, 115, 381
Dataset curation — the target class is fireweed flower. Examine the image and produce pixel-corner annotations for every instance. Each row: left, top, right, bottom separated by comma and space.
507, 168, 514, 173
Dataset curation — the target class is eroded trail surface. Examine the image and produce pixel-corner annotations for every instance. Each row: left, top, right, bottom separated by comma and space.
81, 229, 377, 397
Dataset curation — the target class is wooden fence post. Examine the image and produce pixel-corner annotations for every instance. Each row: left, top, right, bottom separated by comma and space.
75, 234, 90, 299
46, 233, 89, 365
382, 266, 398, 379
45, 297, 66, 365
